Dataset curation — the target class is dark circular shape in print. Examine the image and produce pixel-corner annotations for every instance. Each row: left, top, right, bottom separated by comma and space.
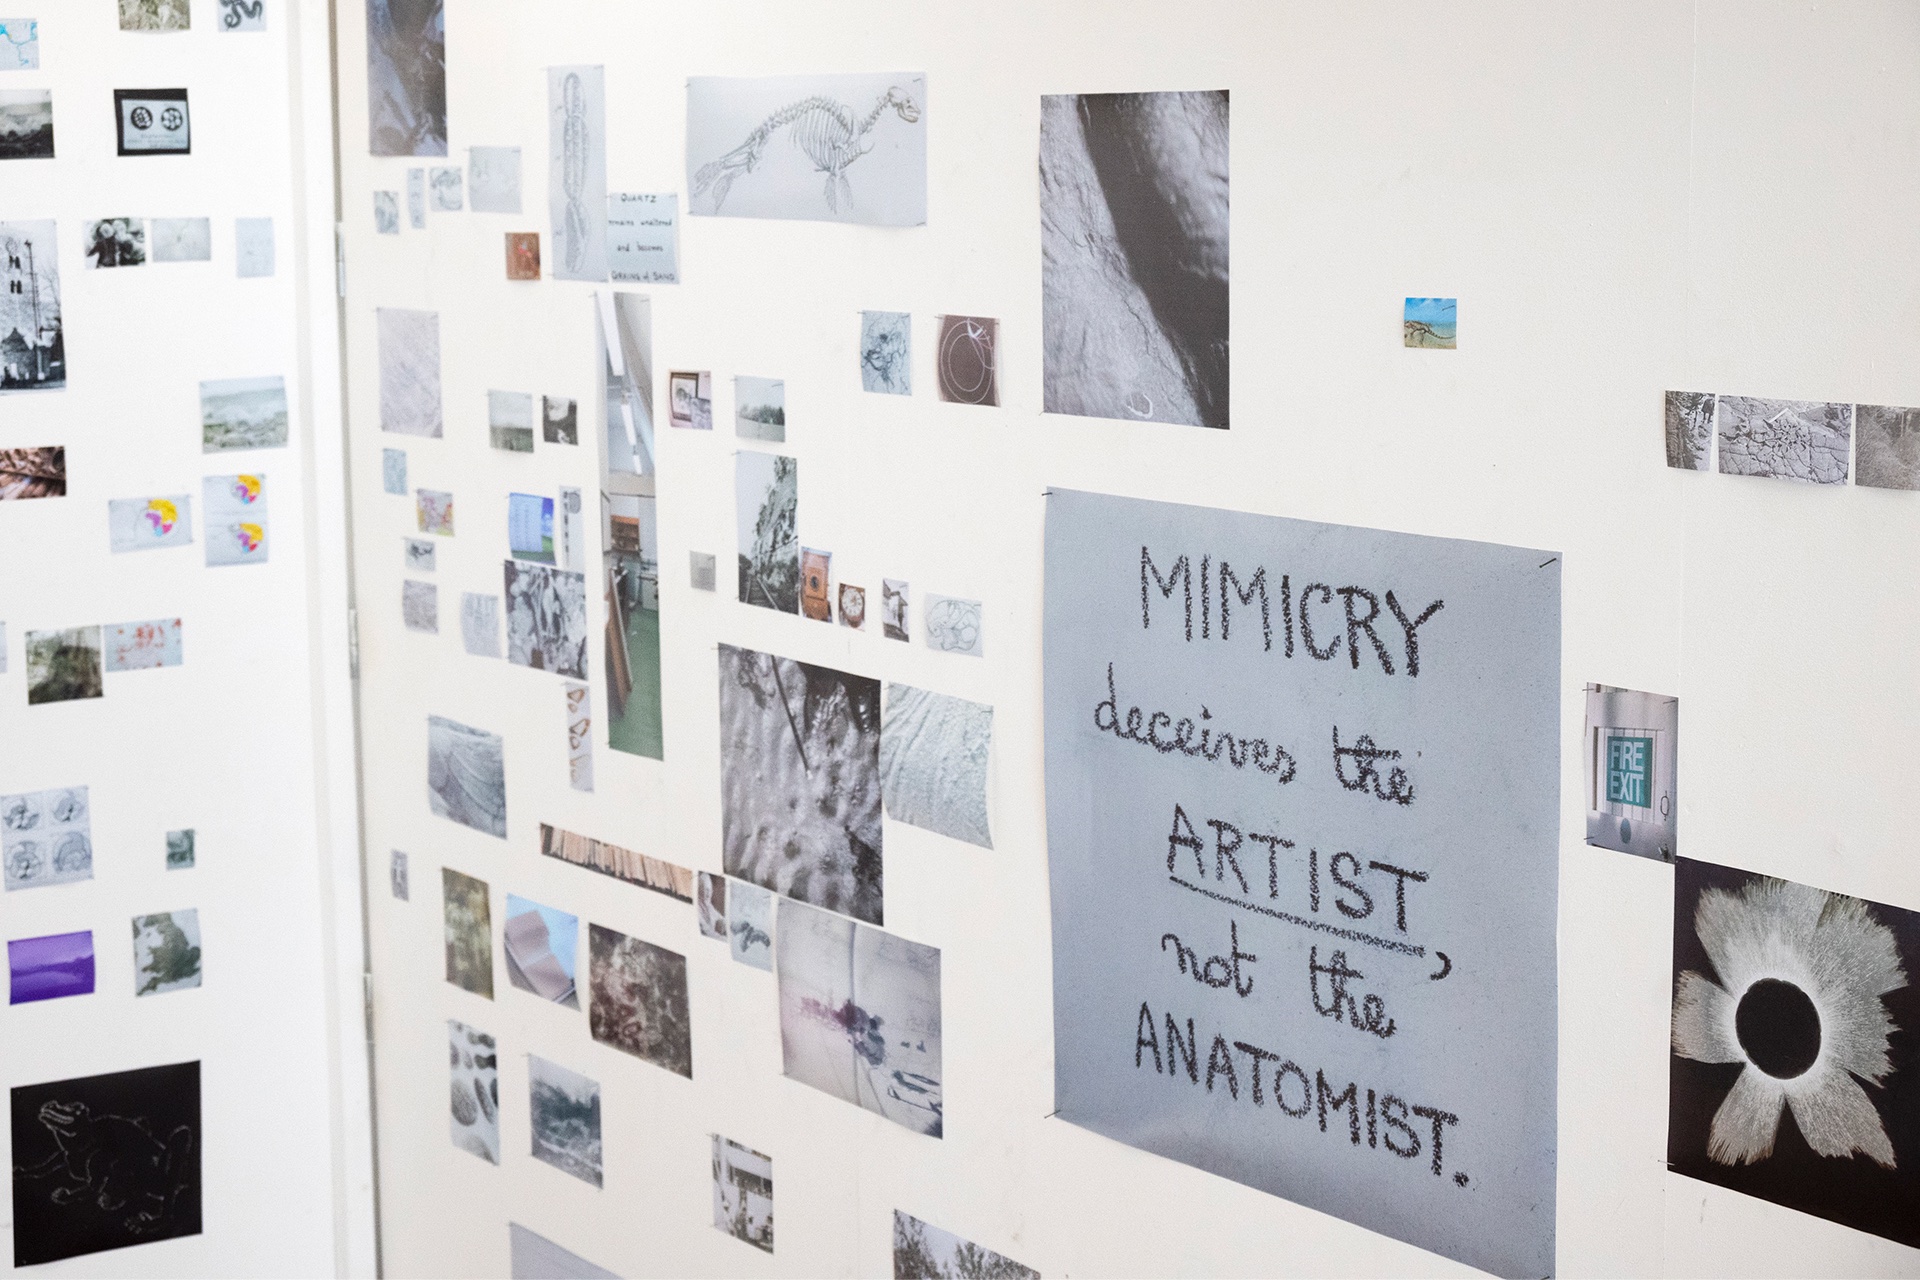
1735, 977, 1821, 1079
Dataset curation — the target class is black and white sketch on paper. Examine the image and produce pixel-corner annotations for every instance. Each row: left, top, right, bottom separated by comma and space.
687, 73, 926, 226
922, 594, 982, 657
860, 311, 910, 395
234, 217, 275, 277
1041, 91, 1229, 429
935, 316, 997, 407
426, 715, 507, 838
403, 538, 435, 572
503, 561, 587, 678
718, 643, 883, 925
528, 1056, 601, 1188
84, 218, 144, 269
0, 220, 63, 392
1853, 404, 1920, 491
776, 899, 942, 1136
3, 786, 91, 892
447, 1019, 498, 1163
1715, 395, 1850, 485
728, 879, 772, 970
401, 580, 437, 633
407, 169, 426, 227
377, 308, 441, 436
9, 1061, 201, 1267
711, 1135, 773, 1253
428, 165, 462, 211
468, 146, 520, 213
549, 67, 607, 281
150, 218, 210, 262
389, 849, 409, 900
735, 452, 798, 614
373, 191, 399, 234
460, 593, 499, 658
366, 0, 445, 157
217, 0, 265, 31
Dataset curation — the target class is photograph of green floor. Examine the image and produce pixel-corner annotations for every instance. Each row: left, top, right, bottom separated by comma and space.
609, 604, 663, 758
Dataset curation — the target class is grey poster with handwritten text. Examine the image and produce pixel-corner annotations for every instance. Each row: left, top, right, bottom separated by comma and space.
1044, 489, 1558, 1279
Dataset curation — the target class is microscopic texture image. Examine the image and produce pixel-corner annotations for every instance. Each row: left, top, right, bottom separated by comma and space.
881, 684, 993, 849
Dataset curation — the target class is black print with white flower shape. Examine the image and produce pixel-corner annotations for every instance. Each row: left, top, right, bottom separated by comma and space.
1668, 857, 1919, 1248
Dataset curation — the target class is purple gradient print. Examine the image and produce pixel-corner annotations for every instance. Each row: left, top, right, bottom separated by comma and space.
8, 930, 95, 1003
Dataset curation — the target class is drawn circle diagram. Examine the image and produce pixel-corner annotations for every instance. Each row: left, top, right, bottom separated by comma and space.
160, 107, 183, 131
130, 106, 153, 129
925, 598, 980, 653
938, 318, 996, 405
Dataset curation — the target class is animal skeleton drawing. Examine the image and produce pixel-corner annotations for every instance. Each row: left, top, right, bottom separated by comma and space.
694, 85, 920, 214
14, 1100, 194, 1234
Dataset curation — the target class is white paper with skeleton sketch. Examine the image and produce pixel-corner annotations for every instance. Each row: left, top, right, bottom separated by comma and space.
686, 73, 926, 226
548, 66, 608, 281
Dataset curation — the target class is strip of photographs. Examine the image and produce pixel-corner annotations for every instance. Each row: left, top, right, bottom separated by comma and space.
1664, 390, 1920, 489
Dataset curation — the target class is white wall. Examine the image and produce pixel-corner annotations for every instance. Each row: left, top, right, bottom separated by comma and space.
335, 2, 1920, 1276
0, 0, 372, 1275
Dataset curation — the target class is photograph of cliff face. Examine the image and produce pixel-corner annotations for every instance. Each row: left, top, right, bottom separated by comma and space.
1041, 90, 1228, 429
717, 643, 883, 926
587, 924, 691, 1077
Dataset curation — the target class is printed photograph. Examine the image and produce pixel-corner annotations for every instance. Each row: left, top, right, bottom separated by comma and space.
403, 537, 435, 571
200, 376, 288, 451
860, 310, 911, 395
149, 217, 210, 262
2, 786, 91, 891
1664, 389, 1715, 472
234, 217, 274, 276
935, 315, 998, 406
103, 617, 183, 672
508, 492, 553, 563
382, 447, 406, 493
882, 578, 909, 641
839, 584, 866, 630
415, 487, 453, 535
0, 220, 62, 392
892, 1211, 1038, 1280
508, 1224, 617, 1280
1403, 296, 1457, 348
10, 1060, 200, 1266
0, 18, 38, 70
1583, 684, 1677, 861
202, 473, 267, 567
801, 547, 832, 622
1040, 90, 1227, 428
923, 595, 983, 657
378, 307, 442, 436
504, 894, 579, 1008
1670, 857, 1919, 1249
735, 375, 785, 442
427, 716, 506, 838
8, 929, 94, 1004
600, 292, 654, 476
366, 0, 445, 157
528, 1056, 601, 1187
539, 823, 693, 902
108, 495, 190, 551
26, 625, 103, 704
489, 389, 534, 452
85, 218, 145, 268
429, 165, 461, 210
586, 923, 691, 1077
603, 491, 663, 758
374, 190, 399, 234
0, 86, 50, 158
447, 1019, 498, 1163
505, 232, 540, 281
688, 73, 926, 226
504, 560, 588, 678
468, 145, 520, 212
440, 867, 493, 997
119, 0, 188, 29
711, 1135, 773, 1253
689, 550, 717, 592
401, 580, 437, 633
728, 880, 773, 971
735, 452, 798, 613
882, 684, 993, 849
1853, 404, 1920, 491
777, 898, 941, 1136
389, 849, 408, 899
718, 643, 884, 925
696, 871, 727, 941
542, 394, 577, 444
166, 828, 194, 870
669, 370, 712, 429
1, 446, 65, 499
1716, 395, 1851, 485
548, 67, 607, 280
460, 593, 499, 657
114, 88, 190, 155
131, 909, 201, 995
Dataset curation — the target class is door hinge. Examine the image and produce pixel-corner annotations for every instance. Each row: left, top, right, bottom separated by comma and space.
334, 223, 346, 298
362, 970, 375, 1043
347, 605, 360, 680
